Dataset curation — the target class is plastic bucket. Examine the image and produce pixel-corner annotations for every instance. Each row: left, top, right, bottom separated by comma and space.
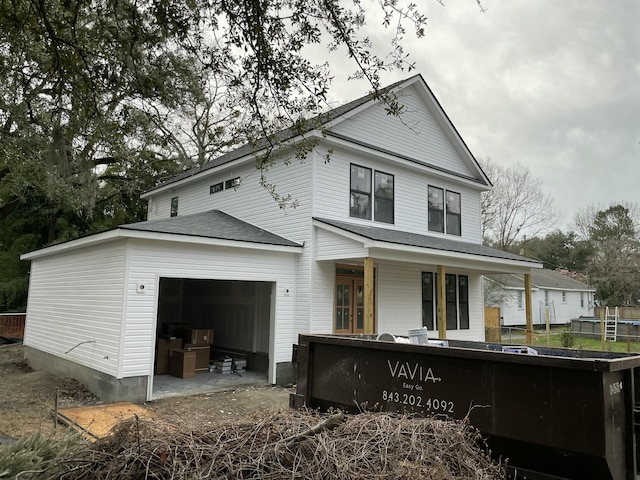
407, 327, 429, 345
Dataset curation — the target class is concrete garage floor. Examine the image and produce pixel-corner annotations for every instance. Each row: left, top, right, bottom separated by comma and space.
152, 370, 269, 399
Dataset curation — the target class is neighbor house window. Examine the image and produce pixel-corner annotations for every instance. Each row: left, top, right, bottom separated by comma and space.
517, 290, 524, 309
580, 292, 585, 308
544, 290, 549, 306
350, 164, 372, 219
428, 186, 444, 233
374, 171, 394, 223
421, 272, 469, 331
562, 291, 567, 303
170, 196, 178, 217
225, 177, 241, 189
210, 182, 223, 194
446, 191, 461, 236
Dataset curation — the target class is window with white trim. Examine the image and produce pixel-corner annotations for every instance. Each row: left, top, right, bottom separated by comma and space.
517, 290, 524, 309
170, 196, 178, 217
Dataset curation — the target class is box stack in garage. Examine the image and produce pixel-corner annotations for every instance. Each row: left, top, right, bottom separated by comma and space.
159, 327, 214, 379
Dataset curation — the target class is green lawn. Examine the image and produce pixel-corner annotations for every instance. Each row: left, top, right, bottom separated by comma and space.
497, 326, 640, 354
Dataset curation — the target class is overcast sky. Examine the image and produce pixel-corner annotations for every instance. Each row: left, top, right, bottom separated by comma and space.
323, 1, 640, 229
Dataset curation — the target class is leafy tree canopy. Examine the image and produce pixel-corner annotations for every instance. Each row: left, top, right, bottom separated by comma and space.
0, 0, 453, 311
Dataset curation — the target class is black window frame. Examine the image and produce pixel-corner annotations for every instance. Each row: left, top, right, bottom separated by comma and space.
421, 272, 469, 331
170, 196, 178, 217
210, 182, 223, 194
225, 177, 241, 189
374, 170, 394, 224
350, 164, 372, 220
428, 186, 444, 233
429, 186, 462, 236
445, 190, 461, 236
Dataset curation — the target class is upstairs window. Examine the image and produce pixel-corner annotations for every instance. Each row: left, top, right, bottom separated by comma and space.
210, 182, 223, 194
170, 196, 178, 217
350, 165, 372, 219
428, 186, 444, 232
374, 171, 394, 223
517, 290, 524, 309
350, 164, 395, 223
428, 186, 461, 236
225, 177, 241, 189
446, 191, 461, 235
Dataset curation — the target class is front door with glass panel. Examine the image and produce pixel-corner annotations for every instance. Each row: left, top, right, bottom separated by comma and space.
335, 275, 365, 334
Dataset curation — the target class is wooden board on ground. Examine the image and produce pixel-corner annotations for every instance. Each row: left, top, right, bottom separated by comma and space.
56, 402, 158, 441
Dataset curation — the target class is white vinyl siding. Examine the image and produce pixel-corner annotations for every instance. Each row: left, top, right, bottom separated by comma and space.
375, 261, 483, 341
500, 288, 594, 327
23, 242, 128, 377
330, 83, 480, 178
312, 145, 483, 243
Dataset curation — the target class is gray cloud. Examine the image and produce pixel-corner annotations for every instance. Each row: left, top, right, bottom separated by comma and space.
325, 0, 640, 228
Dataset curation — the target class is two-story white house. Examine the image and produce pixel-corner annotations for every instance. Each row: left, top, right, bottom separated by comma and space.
21, 75, 541, 402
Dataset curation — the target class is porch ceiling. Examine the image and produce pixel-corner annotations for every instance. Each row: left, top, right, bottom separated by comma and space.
313, 218, 542, 274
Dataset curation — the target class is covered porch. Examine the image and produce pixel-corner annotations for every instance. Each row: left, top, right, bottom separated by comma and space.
313, 218, 542, 344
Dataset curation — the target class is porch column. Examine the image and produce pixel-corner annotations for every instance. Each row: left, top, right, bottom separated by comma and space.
364, 257, 375, 334
525, 273, 534, 345
437, 265, 446, 339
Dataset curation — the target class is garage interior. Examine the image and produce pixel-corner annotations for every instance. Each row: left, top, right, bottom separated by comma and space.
152, 278, 273, 398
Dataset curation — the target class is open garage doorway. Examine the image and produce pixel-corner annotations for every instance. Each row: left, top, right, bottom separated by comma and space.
152, 277, 274, 399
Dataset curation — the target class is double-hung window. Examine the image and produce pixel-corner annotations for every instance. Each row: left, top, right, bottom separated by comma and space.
374, 171, 394, 223
428, 186, 461, 236
170, 196, 178, 217
350, 164, 394, 223
428, 186, 444, 233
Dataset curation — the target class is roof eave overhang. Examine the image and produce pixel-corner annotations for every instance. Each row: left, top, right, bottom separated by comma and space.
21, 228, 303, 260
322, 133, 489, 190
314, 220, 542, 274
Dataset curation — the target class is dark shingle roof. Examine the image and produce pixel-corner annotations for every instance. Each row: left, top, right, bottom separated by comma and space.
486, 270, 594, 290
314, 218, 539, 264
146, 76, 418, 192
120, 210, 302, 248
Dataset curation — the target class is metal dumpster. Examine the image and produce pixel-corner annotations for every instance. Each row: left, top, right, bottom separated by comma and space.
290, 334, 640, 480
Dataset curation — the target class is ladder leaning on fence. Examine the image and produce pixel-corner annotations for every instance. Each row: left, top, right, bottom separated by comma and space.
604, 306, 619, 342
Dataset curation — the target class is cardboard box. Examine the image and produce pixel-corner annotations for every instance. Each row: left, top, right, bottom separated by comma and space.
186, 345, 211, 371
155, 336, 183, 375
169, 349, 196, 379
177, 328, 213, 346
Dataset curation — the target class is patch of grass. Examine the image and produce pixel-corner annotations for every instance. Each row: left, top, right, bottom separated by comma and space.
0, 430, 84, 479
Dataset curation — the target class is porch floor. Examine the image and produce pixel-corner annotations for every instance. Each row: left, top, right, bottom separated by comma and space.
152, 370, 269, 400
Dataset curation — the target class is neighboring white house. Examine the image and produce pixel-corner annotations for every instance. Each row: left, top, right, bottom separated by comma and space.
484, 269, 595, 327
21, 74, 542, 402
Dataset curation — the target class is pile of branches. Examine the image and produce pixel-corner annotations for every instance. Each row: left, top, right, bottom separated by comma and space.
40, 410, 505, 479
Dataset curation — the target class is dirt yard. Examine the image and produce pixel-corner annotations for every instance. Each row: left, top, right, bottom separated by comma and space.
0, 342, 293, 439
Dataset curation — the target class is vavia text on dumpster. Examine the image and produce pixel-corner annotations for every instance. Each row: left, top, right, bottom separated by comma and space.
381, 360, 455, 414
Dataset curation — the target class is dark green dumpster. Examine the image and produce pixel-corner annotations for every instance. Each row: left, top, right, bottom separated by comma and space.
290, 334, 640, 480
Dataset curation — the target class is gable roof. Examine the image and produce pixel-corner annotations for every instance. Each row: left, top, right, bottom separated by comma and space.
142, 74, 491, 197
314, 217, 540, 266
486, 270, 594, 291
120, 210, 301, 247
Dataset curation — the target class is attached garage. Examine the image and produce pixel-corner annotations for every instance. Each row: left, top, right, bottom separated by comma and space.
21, 211, 302, 403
